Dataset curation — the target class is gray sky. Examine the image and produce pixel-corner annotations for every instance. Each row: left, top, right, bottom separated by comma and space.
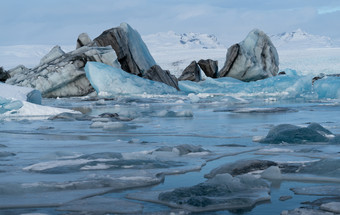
1, 0, 340, 45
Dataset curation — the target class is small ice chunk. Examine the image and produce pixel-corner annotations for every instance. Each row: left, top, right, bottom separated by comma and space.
188, 93, 200, 103
260, 123, 332, 144
154, 110, 193, 117
279, 195, 292, 201
261, 166, 282, 180
205, 159, 277, 178
155, 144, 209, 156
291, 185, 340, 196
320, 202, 340, 213
281, 208, 334, 215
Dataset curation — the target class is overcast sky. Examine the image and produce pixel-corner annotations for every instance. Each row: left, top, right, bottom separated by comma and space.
1, 0, 340, 46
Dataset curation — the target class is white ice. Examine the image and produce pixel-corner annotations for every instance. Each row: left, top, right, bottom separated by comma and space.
0, 82, 41, 104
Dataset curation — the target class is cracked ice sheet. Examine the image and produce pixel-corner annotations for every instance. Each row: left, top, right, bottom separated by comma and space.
0, 188, 110, 209
291, 185, 340, 196
0, 172, 163, 209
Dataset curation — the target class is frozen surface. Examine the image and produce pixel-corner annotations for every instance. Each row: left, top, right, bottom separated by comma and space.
85, 62, 178, 95
2, 31, 340, 214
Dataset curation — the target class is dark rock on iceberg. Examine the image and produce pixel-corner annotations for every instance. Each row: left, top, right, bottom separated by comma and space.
260, 123, 332, 144
94, 23, 179, 90
0, 67, 10, 82
178, 61, 201, 82
198, 59, 218, 78
219, 29, 279, 82
312, 73, 340, 85
6, 45, 118, 98
219, 44, 240, 78
94, 22, 156, 76
205, 159, 277, 178
143, 65, 180, 90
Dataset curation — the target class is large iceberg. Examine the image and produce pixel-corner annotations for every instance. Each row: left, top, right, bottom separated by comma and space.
6, 45, 118, 98
219, 29, 279, 82
85, 62, 178, 96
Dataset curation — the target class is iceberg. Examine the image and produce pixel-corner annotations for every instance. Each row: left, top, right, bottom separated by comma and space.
85, 62, 178, 96
219, 29, 279, 82
6, 45, 119, 98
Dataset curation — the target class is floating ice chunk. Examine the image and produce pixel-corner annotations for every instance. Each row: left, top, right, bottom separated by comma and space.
155, 144, 209, 156
1, 99, 77, 119
153, 110, 193, 117
205, 159, 277, 178
85, 62, 178, 95
320, 202, 340, 214
261, 166, 282, 180
57, 196, 143, 214
291, 185, 340, 196
281, 208, 334, 215
128, 173, 270, 212
188, 93, 200, 102
232, 107, 295, 113
260, 123, 332, 144
48, 112, 93, 121
0, 82, 41, 104
298, 159, 340, 177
